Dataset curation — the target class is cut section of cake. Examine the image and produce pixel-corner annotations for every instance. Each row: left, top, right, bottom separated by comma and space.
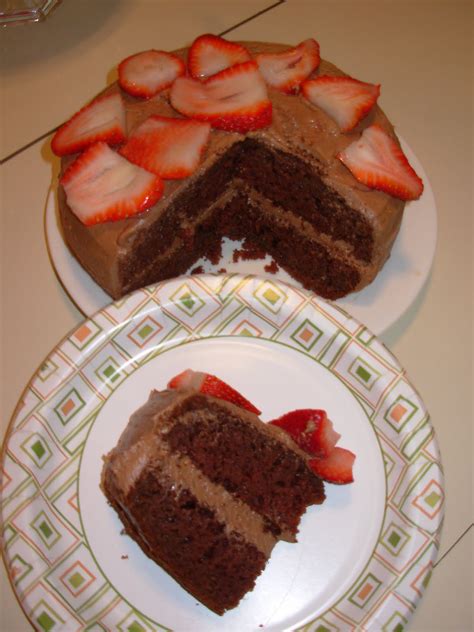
101, 385, 326, 615
54, 36, 424, 302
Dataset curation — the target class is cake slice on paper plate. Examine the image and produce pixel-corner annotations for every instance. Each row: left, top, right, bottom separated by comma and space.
101, 370, 354, 615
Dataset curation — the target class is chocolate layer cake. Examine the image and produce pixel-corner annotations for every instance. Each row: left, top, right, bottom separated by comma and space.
101, 387, 325, 614
57, 39, 412, 301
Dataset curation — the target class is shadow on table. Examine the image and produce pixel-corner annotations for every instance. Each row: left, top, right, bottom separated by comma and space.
380, 271, 433, 348
0, 0, 126, 72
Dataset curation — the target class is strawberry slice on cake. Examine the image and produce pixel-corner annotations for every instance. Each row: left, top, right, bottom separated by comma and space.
168, 369, 261, 415
118, 50, 186, 99
188, 34, 251, 79
61, 142, 164, 225
302, 75, 380, 132
338, 124, 424, 200
170, 61, 272, 133
255, 39, 320, 94
120, 115, 211, 179
51, 93, 126, 157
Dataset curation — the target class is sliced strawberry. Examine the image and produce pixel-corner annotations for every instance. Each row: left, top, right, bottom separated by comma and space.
51, 93, 126, 157
167, 369, 261, 414
170, 61, 272, 133
118, 50, 185, 99
188, 34, 251, 79
60, 142, 164, 225
337, 124, 424, 200
269, 409, 340, 457
302, 75, 380, 132
255, 39, 320, 94
120, 115, 211, 179
309, 447, 355, 484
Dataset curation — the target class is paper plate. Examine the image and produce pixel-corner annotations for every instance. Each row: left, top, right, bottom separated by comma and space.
1, 274, 444, 631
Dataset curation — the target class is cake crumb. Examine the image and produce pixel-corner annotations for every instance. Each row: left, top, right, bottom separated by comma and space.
218, 267, 227, 274
121, 554, 128, 559
264, 260, 279, 274
207, 241, 223, 265
191, 265, 205, 275
233, 239, 266, 262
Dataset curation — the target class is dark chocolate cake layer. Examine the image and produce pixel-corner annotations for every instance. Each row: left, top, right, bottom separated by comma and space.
101, 388, 325, 614
58, 42, 405, 300
231, 139, 374, 262
218, 192, 362, 300
163, 396, 325, 538
103, 466, 268, 615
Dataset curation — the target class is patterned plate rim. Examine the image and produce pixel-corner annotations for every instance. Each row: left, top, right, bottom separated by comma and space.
1, 273, 444, 631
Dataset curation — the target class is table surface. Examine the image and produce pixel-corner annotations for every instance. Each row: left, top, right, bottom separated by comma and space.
1, 1, 472, 630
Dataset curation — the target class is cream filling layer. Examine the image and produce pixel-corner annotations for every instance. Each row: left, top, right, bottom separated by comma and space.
108, 432, 277, 557
235, 184, 376, 270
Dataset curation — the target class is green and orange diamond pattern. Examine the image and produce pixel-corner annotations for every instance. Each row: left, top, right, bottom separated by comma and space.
0, 275, 444, 631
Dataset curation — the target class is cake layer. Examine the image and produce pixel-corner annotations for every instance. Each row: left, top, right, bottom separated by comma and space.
163, 397, 325, 538
104, 467, 268, 615
103, 403, 278, 556
219, 192, 363, 299
232, 138, 374, 262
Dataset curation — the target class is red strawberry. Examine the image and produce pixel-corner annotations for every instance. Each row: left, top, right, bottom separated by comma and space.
170, 61, 272, 133
120, 115, 211, 179
309, 447, 355, 484
167, 369, 261, 414
51, 93, 126, 157
337, 124, 424, 200
255, 39, 320, 94
118, 50, 186, 99
60, 142, 164, 225
302, 75, 380, 132
269, 409, 340, 457
188, 34, 251, 79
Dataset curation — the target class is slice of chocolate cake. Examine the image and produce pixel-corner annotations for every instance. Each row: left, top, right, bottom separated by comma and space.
101, 387, 325, 615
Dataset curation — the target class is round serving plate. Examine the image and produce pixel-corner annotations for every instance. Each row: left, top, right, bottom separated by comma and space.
1, 274, 444, 631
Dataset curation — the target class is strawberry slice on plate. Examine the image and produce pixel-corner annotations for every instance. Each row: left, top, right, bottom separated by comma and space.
120, 115, 211, 179
269, 409, 341, 457
309, 447, 355, 484
301, 75, 380, 132
255, 39, 320, 94
337, 124, 424, 200
51, 93, 126, 157
170, 60, 272, 133
61, 142, 164, 225
167, 369, 261, 414
188, 34, 251, 79
118, 50, 186, 99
